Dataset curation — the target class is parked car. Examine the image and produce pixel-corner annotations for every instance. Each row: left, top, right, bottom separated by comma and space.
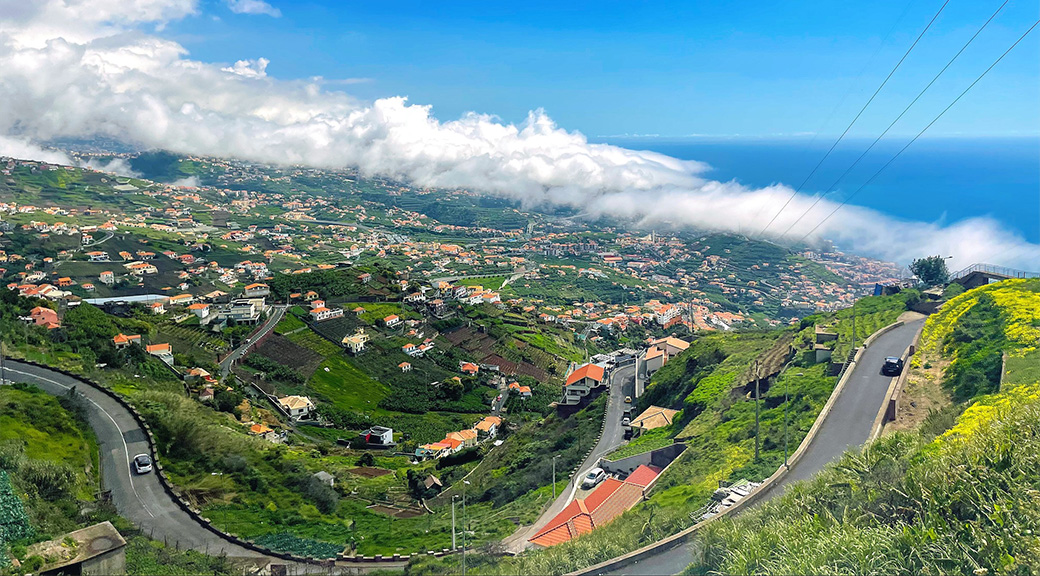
133, 454, 153, 475
582, 467, 606, 488
624, 396, 632, 404
882, 356, 904, 376
621, 416, 631, 427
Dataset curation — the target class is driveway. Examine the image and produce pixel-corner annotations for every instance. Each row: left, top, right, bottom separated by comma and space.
602, 319, 925, 575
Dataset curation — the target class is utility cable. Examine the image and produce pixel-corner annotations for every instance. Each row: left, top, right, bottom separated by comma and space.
778, 0, 1011, 238
743, 0, 917, 230
797, 18, 1040, 243
759, 0, 952, 236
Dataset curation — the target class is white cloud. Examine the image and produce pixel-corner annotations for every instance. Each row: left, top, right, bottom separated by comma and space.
0, 0, 1036, 271
226, 0, 280, 18
0, 135, 73, 165
222, 57, 269, 78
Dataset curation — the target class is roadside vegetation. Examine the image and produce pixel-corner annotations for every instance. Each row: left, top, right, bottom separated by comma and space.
684, 279, 1040, 575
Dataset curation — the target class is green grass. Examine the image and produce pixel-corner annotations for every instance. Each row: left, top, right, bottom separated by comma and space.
307, 354, 391, 413
344, 302, 414, 326
1003, 349, 1040, 387
274, 313, 306, 334
458, 276, 506, 290
607, 427, 674, 460
0, 386, 98, 501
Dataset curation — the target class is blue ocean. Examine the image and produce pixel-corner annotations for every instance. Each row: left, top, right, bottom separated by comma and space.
600, 136, 1040, 242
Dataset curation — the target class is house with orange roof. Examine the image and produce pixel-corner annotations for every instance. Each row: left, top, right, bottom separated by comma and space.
112, 333, 141, 349
383, 314, 401, 328
415, 441, 452, 460
99, 271, 115, 285
27, 306, 60, 329
459, 362, 479, 375
146, 343, 174, 365
249, 423, 273, 436
149, 301, 166, 315
446, 429, 478, 448
474, 416, 502, 438
56, 277, 74, 287
187, 302, 210, 318
398, 361, 412, 372
243, 283, 270, 297
562, 363, 607, 406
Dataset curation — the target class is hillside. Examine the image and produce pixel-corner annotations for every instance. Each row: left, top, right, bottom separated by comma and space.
687, 278, 1040, 575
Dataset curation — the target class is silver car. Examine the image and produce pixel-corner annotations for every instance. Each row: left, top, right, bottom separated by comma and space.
133, 453, 153, 474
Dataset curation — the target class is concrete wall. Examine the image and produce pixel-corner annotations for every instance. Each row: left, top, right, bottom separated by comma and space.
600, 443, 687, 478
82, 548, 126, 576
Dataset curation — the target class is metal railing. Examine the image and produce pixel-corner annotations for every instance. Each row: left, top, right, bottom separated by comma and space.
950, 262, 1040, 281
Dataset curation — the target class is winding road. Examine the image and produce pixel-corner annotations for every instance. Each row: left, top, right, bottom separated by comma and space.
4, 359, 405, 574
219, 304, 287, 378
503, 362, 635, 553
600, 318, 925, 575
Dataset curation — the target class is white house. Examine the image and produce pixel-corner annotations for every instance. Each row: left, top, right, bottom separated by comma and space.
243, 283, 270, 298
362, 426, 394, 446
342, 329, 369, 355
278, 395, 315, 419
310, 306, 344, 322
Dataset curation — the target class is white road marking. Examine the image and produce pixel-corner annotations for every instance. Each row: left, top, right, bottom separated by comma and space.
6, 366, 157, 519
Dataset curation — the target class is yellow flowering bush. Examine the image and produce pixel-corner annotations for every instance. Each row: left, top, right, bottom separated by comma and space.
988, 281, 1040, 354
937, 380, 1040, 448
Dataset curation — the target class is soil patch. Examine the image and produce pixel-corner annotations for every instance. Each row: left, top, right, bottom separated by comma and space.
348, 466, 393, 478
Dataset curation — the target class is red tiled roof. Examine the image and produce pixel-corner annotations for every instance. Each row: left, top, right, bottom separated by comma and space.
566, 363, 605, 386
624, 464, 663, 488
589, 482, 643, 527
529, 474, 647, 548
583, 478, 624, 511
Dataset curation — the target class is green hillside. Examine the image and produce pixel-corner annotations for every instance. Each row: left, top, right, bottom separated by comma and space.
687, 279, 1040, 575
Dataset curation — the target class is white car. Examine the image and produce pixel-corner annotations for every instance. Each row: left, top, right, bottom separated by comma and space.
582, 467, 606, 489
133, 454, 153, 475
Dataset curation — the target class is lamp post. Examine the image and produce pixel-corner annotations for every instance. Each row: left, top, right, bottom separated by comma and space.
462, 480, 470, 576
551, 454, 561, 500
210, 472, 227, 533
451, 495, 458, 550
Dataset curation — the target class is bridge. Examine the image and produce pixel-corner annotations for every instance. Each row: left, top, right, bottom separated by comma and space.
950, 263, 1040, 289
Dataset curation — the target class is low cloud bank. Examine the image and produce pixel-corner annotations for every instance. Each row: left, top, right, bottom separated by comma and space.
0, 0, 1036, 270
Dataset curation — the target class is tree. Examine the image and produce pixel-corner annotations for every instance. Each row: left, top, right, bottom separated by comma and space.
909, 256, 950, 287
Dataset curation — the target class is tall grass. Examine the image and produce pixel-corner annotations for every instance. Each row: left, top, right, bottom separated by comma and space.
687, 398, 1040, 575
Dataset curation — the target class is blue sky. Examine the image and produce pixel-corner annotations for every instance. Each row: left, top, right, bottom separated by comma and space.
168, 0, 1040, 139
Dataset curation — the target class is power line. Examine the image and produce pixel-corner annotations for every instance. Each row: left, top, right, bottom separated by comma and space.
759, 0, 952, 236
778, 0, 1011, 238
797, 18, 1040, 243
743, 0, 917, 230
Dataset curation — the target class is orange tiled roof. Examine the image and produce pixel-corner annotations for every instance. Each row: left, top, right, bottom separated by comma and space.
566, 363, 605, 386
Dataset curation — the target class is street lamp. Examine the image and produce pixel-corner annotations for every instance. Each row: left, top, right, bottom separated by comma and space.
210, 472, 227, 533
451, 495, 459, 550
551, 454, 561, 500
462, 480, 470, 576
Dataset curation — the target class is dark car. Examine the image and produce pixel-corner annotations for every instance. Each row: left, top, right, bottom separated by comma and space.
882, 356, 904, 376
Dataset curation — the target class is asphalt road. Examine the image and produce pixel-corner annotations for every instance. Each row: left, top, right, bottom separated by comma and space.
5, 359, 406, 574
503, 363, 635, 552
220, 304, 286, 377
604, 319, 925, 575
4, 360, 268, 559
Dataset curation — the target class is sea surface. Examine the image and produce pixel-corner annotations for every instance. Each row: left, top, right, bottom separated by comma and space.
599, 136, 1040, 243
